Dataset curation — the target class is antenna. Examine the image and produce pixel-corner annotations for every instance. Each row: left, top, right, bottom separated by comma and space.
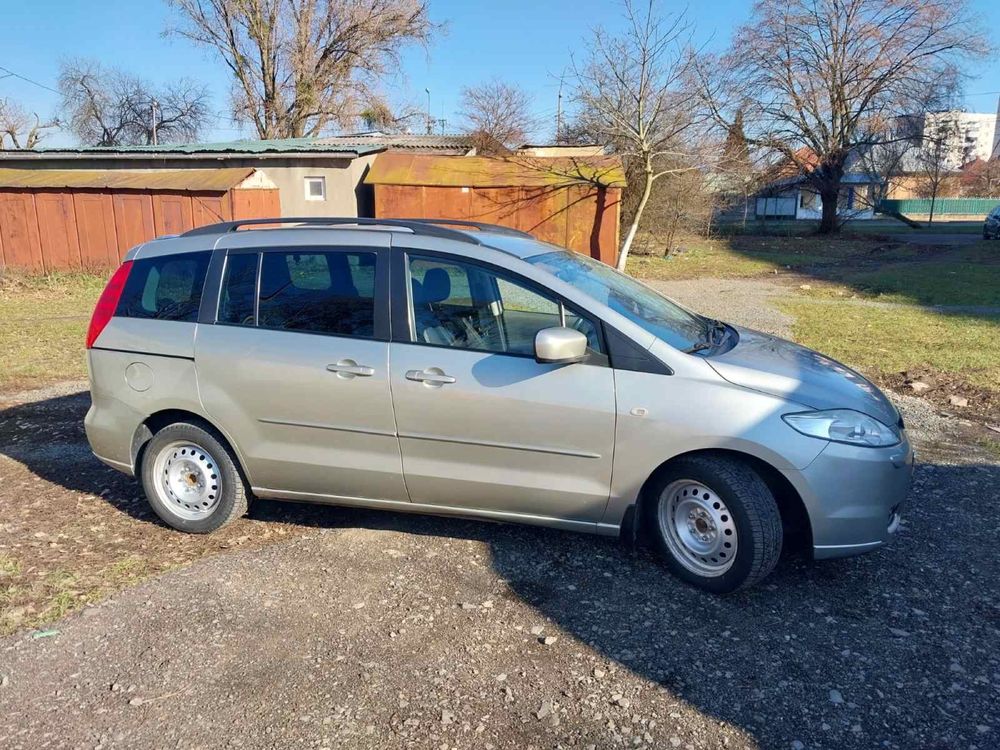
556, 69, 565, 143
425, 88, 432, 135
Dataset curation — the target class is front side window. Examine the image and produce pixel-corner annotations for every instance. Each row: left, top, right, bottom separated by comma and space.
408, 255, 602, 356
257, 250, 376, 337
116, 251, 210, 322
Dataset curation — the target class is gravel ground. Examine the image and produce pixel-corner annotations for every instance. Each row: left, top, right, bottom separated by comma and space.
1, 280, 998, 749
1, 386, 997, 749
644, 277, 795, 337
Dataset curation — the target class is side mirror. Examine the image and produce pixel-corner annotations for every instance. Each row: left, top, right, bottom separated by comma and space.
534, 326, 588, 365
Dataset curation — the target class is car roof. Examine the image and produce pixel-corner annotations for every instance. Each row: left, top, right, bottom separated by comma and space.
131, 218, 559, 262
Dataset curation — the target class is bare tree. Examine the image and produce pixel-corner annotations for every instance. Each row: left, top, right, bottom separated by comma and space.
712, 111, 768, 226
166, 0, 433, 139
915, 116, 961, 223
961, 157, 1000, 196
59, 60, 210, 146
699, 0, 989, 234
459, 79, 534, 154
569, 0, 702, 270
0, 99, 58, 149
858, 117, 921, 207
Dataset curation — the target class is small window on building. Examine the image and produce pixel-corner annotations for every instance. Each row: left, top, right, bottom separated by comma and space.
304, 176, 326, 201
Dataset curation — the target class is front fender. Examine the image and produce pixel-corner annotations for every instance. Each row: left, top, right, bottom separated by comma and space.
601, 368, 824, 528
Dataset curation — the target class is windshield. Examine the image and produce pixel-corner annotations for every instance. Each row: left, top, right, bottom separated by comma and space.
526, 251, 713, 351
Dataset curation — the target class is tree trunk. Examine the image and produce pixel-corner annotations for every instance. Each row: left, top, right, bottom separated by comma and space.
616, 170, 653, 272
818, 186, 840, 234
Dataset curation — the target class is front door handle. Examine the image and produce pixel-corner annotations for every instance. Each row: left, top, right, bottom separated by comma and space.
405, 368, 456, 385
327, 360, 374, 378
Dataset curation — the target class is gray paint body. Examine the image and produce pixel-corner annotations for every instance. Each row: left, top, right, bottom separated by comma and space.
86, 224, 913, 558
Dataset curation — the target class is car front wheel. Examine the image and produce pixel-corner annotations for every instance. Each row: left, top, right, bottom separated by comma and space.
646, 455, 782, 593
140, 422, 249, 533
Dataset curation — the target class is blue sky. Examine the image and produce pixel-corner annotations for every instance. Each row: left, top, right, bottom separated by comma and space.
1, 0, 998, 146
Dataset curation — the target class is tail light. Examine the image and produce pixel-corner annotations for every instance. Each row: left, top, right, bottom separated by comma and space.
86, 261, 132, 349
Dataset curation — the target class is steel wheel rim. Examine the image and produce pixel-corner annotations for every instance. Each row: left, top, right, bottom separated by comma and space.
151, 441, 221, 521
658, 480, 738, 577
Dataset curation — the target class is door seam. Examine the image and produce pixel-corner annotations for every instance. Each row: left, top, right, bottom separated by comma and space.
386, 343, 413, 502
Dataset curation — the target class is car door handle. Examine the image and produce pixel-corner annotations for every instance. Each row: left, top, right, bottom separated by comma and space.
326, 361, 374, 378
405, 369, 456, 385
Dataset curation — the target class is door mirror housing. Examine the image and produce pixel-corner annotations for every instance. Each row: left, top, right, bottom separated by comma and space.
534, 326, 588, 365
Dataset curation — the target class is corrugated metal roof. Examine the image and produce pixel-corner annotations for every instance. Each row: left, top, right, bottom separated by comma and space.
0, 137, 384, 159
0, 167, 262, 191
364, 153, 627, 188
316, 133, 474, 153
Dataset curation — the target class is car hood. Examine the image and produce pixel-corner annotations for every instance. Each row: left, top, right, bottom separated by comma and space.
706, 326, 900, 427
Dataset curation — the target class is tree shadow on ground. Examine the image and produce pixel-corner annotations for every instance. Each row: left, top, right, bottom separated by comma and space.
1, 389, 996, 748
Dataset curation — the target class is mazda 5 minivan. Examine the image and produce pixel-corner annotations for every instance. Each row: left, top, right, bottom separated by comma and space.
85, 218, 913, 592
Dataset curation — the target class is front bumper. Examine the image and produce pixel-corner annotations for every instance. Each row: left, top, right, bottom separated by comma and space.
782, 433, 915, 560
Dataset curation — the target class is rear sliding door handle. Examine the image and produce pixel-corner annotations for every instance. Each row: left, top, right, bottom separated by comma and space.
326, 361, 374, 378
405, 369, 456, 385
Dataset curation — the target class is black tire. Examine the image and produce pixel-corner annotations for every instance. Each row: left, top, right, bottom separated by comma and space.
644, 455, 782, 594
140, 421, 249, 534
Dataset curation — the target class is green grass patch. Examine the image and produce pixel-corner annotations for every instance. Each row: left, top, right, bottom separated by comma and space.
0, 271, 106, 390
836, 263, 1000, 307
797, 242, 1000, 307
715, 219, 985, 236
779, 299, 1000, 394
0, 554, 22, 577
979, 436, 1000, 461
628, 235, 914, 281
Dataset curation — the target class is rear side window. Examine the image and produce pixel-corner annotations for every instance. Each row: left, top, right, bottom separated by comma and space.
258, 250, 376, 337
219, 253, 259, 326
116, 251, 210, 322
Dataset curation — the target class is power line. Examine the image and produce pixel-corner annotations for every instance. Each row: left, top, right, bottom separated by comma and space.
0, 65, 60, 95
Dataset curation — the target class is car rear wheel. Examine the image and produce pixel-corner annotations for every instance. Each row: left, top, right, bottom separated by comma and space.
140, 422, 248, 533
646, 455, 782, 593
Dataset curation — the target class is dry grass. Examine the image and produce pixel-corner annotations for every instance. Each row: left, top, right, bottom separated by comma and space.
0, 271, 107, 391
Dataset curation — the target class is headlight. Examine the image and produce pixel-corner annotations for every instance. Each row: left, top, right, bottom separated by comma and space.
782, 409, 900, 447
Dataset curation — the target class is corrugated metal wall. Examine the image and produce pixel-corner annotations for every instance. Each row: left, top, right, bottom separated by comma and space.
374, 184, 621, 265
0, 188, 279, 272
878, 197, 1000, 215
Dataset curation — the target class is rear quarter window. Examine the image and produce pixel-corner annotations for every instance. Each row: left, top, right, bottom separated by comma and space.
116, 251, 211, 322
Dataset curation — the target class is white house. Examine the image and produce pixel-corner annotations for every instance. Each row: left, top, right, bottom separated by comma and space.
755, 172, 881, 220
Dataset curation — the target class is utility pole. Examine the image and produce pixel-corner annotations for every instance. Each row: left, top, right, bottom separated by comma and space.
425, 88, 432, 135
150, 99, 159, 146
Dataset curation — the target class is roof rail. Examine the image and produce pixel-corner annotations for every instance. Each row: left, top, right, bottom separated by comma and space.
415, 219, 534, 238
181, 216, 534, 242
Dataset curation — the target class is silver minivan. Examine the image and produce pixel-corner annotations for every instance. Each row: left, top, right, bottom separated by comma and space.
85, 218, 913, 593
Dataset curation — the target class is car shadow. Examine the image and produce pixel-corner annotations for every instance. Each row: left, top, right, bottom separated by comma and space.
1, 389, 996, 748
